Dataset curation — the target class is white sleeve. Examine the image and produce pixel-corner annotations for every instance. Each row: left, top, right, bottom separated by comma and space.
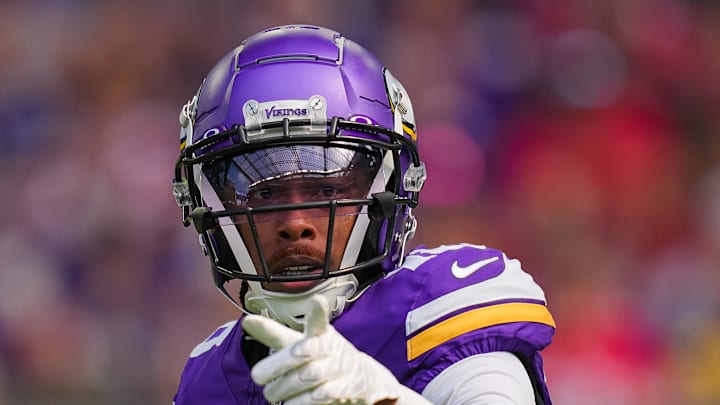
421, 352, 536, 405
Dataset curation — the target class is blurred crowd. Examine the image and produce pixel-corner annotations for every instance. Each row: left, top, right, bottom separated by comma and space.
1, 0, 719, 404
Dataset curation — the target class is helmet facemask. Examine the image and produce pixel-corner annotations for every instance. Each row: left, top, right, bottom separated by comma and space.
174, 116, 420, 329
203, 143, 385, 283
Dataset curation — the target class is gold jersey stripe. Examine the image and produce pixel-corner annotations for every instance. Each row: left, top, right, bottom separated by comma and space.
406, 302, 556, 361
179, 140, 187, 150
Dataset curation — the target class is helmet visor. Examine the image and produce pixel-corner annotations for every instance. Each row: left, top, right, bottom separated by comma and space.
203, 144, 383, 217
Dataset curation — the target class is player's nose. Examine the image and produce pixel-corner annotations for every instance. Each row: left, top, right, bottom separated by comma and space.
276, 212, 319, 241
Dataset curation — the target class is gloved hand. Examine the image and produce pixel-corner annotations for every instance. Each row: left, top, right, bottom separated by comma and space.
241, 295, 432, 405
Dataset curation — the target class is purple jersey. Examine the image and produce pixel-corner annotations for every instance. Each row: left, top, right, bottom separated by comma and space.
174, 243, 556, 404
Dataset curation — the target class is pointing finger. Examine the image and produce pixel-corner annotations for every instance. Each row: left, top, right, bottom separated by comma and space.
304, 295, 329, 337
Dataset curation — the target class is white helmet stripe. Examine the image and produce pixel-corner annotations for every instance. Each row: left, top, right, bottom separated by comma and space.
340, 151, 394, 269
199, 170, 259, 277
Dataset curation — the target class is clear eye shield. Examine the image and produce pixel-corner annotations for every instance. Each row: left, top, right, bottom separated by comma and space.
203, 144, 384, 220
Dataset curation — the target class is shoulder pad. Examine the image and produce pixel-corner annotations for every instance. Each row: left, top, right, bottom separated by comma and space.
397, 244, 555, 360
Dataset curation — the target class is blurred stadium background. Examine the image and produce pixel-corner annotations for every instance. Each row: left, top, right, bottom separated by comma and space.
1, 0, 719, 404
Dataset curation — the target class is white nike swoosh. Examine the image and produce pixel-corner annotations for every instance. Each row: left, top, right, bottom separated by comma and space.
451, 256, 501, 279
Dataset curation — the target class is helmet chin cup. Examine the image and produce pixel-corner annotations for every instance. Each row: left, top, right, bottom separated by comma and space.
243, 275, 359, 331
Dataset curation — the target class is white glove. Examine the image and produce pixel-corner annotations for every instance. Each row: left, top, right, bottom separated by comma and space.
241, 295, 432, 405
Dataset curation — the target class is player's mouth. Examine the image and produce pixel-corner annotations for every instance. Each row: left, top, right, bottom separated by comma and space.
264, 257, 326, 293
277, 264, 321, 276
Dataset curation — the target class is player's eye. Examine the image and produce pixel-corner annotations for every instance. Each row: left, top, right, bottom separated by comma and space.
248, 187, 274, 203
321, 185, 336, 198
259, 188, 272, 199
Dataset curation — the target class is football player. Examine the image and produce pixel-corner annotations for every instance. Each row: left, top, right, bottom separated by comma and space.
172, 25, 555, 404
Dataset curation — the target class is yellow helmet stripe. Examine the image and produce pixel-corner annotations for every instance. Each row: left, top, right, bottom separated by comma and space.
403, 123, 416, 141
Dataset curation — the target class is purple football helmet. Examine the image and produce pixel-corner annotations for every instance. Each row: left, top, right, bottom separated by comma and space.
173, 25, 426, 329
